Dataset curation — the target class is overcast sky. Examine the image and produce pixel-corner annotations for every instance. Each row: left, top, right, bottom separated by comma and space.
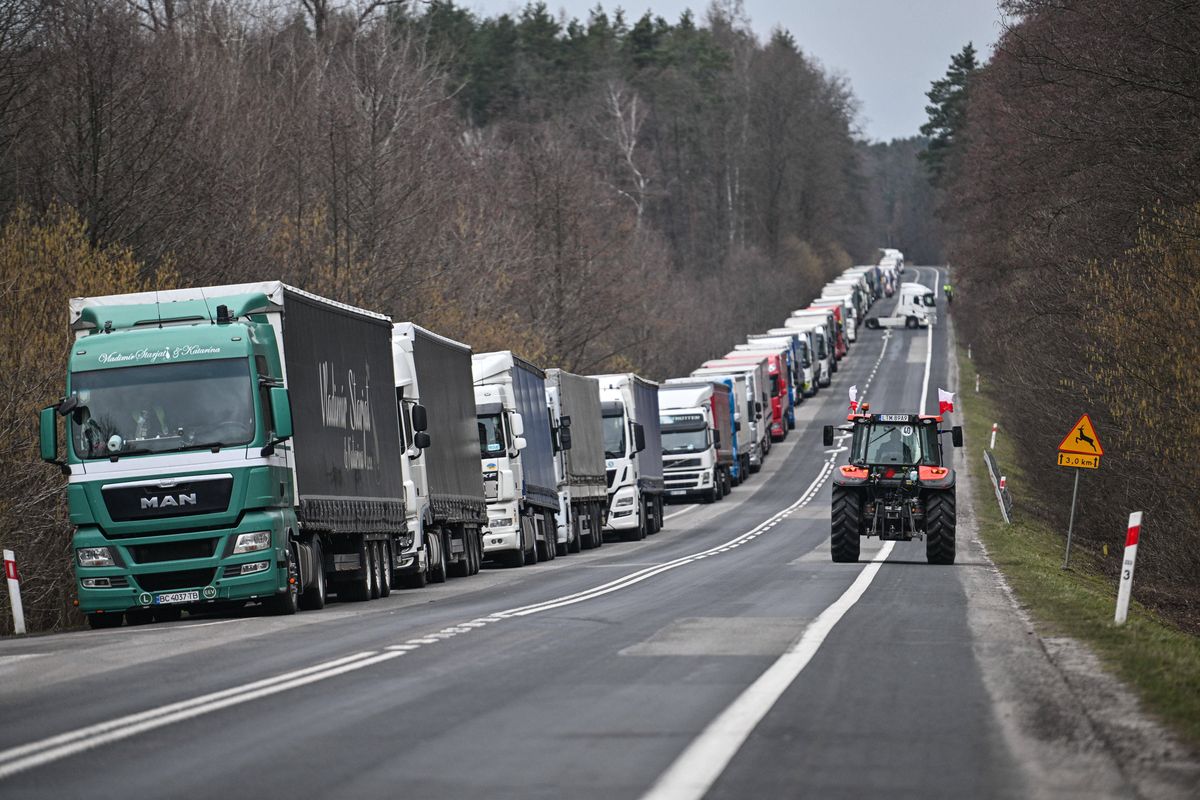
461, 0, 1009, 142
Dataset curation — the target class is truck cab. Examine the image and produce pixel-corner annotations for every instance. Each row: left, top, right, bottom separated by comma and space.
659, 382, 734, 503
591, 374, 664, 541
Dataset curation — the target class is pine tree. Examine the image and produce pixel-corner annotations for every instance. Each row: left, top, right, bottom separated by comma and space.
919, 43, 979, 186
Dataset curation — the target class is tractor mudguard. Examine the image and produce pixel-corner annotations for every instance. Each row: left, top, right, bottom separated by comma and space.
833, 465, 869, 487
918, 466, 956, 490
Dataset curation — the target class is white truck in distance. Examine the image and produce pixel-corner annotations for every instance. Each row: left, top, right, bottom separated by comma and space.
864, 282, 937, 330
590, 373, 664, 541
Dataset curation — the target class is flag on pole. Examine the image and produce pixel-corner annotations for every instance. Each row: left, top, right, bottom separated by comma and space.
938, 388, 955, 414
848, 385, 858, 412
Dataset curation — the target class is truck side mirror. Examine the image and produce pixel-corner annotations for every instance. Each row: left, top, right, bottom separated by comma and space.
559, 427, 572, 451
512, 436, 527, 453
510, 412, 525, 437
269, 386, 293, 440
410, 404, 428, 432
823, 425, 834, 447
40, 406, 59, 462
712, 428, 721, 446
414, 431, 431, 449
633, 423, 646, 453
951, 426, 963, 448
560, 415, 571, 429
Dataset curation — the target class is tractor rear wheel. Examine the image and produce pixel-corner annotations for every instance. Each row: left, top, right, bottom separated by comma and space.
830, 486, 862, 563
925, 490, 957, 565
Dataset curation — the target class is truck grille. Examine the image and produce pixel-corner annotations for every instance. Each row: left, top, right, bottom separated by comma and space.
127, 538, 218, 564
133, 568, 216, 592
666, 458, 702, 468
103, 477, 233, 522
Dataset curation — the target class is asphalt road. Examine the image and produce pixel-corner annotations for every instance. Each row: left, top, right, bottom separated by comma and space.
0, 267, 1190, 799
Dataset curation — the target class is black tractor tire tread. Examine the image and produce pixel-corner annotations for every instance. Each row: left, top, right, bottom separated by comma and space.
925, 490, 957, 565
830, 486, 862, 563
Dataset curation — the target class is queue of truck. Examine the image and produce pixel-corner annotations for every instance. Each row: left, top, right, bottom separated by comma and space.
38, 251, 909, 627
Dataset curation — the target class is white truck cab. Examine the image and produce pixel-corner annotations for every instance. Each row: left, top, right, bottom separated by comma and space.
864, 282, 937, 330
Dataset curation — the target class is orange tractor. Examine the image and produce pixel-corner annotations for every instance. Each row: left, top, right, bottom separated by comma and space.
822, 412, 963, 564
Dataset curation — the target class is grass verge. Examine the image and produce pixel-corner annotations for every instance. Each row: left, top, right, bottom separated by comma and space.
958, 349, 1200, 748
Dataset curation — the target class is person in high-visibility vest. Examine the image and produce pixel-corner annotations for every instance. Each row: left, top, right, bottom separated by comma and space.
943, 282, 953, 303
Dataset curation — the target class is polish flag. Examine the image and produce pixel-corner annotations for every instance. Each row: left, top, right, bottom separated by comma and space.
848, 385, 858, 412
938, 388, 955, 414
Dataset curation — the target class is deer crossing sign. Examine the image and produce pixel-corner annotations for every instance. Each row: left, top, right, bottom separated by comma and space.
1056, 413, 1103, 470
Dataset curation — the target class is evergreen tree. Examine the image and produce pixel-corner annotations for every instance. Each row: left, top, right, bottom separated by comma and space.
919, 43, 979, 186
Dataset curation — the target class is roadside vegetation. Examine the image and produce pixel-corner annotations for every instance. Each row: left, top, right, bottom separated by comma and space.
958, 351, 1200, 746
929, 0, 1200, 632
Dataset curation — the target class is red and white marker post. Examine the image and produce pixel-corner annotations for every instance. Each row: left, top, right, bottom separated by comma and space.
989, 422, 998, 450
1114, 512, 1142, 625
4, 549, 25, 635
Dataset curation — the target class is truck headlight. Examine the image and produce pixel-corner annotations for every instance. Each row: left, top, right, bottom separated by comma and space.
701, 472, 711, 484
614, 495, 634, 507
232, 531, 272, 554
77, 547, 115, 567
489, 517, 513, 529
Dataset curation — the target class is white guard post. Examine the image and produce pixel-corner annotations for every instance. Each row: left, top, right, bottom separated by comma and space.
4, 549, 25, 635
1114, 512, 1142, 625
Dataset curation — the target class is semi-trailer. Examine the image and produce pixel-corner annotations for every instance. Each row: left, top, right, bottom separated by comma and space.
748, 332, 815, 398
658, 381, 735, 503
674, 371, 754, 480
545, 369, 608, 553
41, 282, 408, 627
473, 352, 559, 566
774, 324, 831, 388
787, 310, 840, 373
590, 373, 665, 541
391, 323, 487, 587
719, 350, 792, 441
696, 357, 771, 462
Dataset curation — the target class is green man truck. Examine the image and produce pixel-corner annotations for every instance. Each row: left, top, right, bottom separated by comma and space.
40, 282, 408, 628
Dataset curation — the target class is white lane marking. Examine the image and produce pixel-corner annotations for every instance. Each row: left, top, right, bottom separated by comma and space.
0, 651, 383, 778
919, 268, 937, 413
641, 541, 896, 800
663, 505, 700, 521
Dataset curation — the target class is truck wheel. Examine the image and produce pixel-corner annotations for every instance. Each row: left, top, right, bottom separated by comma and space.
87, 612, 124, 629
299, 539, 326, 610
925, 490, 957, 565
569, 513, 582, 554
269, 543, 301, 614
830, 487, 862, 563
431, 531, 449, 583
449, 531, 471, 578
379, 541, 392, 597
703, 484, 716, 504
906, 316, 919, 329
469, 532, 481, 575
866, 318, 880, 330
592, 505, 604, 548
368, 542, 382, 600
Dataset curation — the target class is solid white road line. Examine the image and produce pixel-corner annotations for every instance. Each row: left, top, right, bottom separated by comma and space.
641, 541, 896, 800
663, 505, 700, 521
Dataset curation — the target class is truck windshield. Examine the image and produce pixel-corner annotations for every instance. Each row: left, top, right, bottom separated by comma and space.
662, 428, 708, 454
814, 333, 828, 359
70, 358, 255, 459
602, 413, 626, 459
477, 413, 505, 457
798, 341, 811, 368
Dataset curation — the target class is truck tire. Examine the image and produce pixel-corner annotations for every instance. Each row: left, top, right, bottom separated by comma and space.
430, 531, 449, 583
378, 541, 392, 597
368, 542, 382, 600
87, 612, 124, 629
906, 316, 919, 329
925, 490, 957, 565
866, 318, 880, 330
299, 539, 326, 610
269, 543, 301, 614
569, 513, 582, 554
592, 505, 604, 548
469, 531, 481, 574
830, 487, 862, 563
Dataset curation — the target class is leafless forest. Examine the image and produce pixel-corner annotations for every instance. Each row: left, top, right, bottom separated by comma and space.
948, 0, 1200, 627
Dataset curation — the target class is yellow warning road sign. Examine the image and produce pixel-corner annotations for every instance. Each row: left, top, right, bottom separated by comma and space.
1057, 452, 1099, 469
1057, 413, 1103, 456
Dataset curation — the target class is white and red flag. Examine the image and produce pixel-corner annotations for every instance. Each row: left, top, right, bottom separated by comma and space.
938, 388, 955, 414
848, 385, 858, 412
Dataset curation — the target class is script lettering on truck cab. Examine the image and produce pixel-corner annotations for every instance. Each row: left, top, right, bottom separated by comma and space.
318, 361, 380, 471
97, 345, 223, 364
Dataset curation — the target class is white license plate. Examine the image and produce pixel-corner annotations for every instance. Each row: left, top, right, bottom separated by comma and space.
878, 414, 910, 422
154, 591, 200, 605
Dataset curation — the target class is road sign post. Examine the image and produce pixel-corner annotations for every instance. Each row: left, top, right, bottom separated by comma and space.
1057, 414, 1103, 570
4, 549, 26, 635
1115, 512, 1142, 625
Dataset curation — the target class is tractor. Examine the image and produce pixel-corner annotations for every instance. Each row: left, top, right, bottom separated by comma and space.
822, 411, 963, 564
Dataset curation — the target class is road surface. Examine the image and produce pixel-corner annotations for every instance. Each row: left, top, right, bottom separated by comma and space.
0, 267, 1193, 799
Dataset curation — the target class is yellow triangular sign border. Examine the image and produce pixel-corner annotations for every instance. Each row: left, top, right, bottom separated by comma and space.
1057, 413, 1104, 456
